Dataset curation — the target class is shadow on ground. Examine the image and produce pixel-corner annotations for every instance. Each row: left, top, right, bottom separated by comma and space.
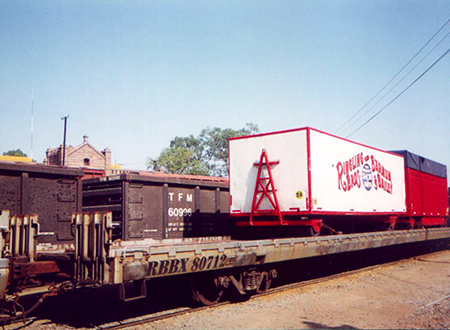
303, 320, 359, 329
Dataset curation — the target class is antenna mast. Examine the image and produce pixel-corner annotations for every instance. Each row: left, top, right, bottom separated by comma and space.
30, 87, 34, 160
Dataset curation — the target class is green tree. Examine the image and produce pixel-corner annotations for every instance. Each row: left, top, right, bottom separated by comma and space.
200, 123, 260, 176
148, 147, 210, 176
3, 149, 28, 157
147, 123, 259, 176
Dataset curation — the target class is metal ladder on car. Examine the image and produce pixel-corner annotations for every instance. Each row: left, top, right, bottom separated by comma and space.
250, 149, 286, 225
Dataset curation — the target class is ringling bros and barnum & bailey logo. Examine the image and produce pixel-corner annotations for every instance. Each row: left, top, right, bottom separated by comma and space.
336, 152, 393, 194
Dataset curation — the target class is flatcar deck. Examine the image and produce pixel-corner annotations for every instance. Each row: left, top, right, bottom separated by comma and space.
108, 227, 450, 284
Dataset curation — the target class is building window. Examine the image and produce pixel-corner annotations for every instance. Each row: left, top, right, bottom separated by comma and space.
84, 158, 90, 166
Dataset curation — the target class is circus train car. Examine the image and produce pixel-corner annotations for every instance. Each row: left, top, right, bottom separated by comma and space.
0, 127, 448, 322
229, 127, 448, 235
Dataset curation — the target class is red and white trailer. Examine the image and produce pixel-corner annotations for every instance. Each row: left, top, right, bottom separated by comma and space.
391, 150, 448, 228
229, 127, 407, 232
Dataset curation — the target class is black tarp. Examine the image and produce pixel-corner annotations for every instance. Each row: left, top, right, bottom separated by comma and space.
390, 150, 447, 178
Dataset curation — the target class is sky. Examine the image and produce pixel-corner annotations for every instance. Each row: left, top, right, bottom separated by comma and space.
1, 1, 449, 171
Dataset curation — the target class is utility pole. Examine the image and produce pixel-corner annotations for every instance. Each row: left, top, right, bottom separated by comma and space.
61, 115, 69, 166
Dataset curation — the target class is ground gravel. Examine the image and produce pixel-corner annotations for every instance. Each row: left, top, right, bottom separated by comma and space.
146, 250, 450, 329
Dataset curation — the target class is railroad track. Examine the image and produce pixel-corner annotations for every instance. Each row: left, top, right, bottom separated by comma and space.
91, 249, 449, 330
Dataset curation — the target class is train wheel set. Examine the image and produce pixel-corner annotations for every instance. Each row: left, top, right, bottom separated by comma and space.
0, 127, 449, 325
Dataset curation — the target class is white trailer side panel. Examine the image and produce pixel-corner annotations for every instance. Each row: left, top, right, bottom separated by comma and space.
229, 129, 309, 214
229, 127, 406, 216
309, 129, 406, 213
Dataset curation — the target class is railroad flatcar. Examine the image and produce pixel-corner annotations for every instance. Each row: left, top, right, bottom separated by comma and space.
0, 127, 448, 323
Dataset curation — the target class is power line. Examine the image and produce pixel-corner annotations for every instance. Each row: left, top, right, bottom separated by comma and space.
346, 46, 450, 138
341, 29, 450, 135
334, 17, 450, 135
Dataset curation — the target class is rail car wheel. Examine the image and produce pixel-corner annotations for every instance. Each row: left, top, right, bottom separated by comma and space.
257, 269, 278, 293
191, 275, 225, 306
256, 272, 272, 293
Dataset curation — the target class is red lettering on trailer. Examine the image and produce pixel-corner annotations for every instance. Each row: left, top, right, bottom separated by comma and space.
337, 152, 393, 194
336, 152, 364, 192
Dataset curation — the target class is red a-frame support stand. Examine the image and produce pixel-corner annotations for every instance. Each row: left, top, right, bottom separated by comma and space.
249, 149, 287, 225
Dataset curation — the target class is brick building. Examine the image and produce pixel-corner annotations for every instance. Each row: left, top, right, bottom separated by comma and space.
44, 135, 117, 176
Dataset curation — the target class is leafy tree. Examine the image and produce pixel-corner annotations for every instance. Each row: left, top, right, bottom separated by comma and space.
200, 123, 260, 176
148, 147, 210, 176
3, 149, 28, 157
147, 123, 259, 176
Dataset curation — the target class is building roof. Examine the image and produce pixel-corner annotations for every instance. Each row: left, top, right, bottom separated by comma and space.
67, 135, 106, 159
